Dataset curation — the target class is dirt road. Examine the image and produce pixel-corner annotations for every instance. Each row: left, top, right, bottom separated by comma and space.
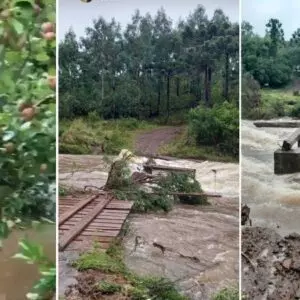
134, 126, 183, 155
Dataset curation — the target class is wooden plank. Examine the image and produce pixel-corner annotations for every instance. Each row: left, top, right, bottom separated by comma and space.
59, 194, 101, 225
59, 196, 112, 251
282, 128, 300, 151
106, 201, 134, 210
144, 164, 196, 176
80, 230, 119, 237
121, 190, 221, 198
254, 121, 300, 128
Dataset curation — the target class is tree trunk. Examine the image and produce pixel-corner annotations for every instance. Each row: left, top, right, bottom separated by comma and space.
224, 52, 229, 100
207, 67, 212, 107
176, 77, 180, 97
157, 75, 161, 116
204, 65, 209, 106
166, 73, 170, 121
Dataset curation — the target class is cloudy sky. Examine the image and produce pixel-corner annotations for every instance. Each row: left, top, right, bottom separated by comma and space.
243, 0, 300, 39
59, 0, 238, 40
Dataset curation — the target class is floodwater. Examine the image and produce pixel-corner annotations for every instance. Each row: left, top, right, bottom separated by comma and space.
0, 225, 55, 300
59, 154, 239, 299
242, 119, 300, 236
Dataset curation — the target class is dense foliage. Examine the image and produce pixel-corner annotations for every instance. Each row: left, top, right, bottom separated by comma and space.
242, 19, 300, 119
0, 0, 56, 298
243, 19, 300, 88
59, 5, 239, 157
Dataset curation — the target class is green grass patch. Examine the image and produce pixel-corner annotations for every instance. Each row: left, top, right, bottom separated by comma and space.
160, 128, 238, 163
73, 246, 127, 274
257, 89, 300, 119
212, 287, 239, 300
95, 281, 122, 294
73, 242, 188, 300
59, 115, 157, 155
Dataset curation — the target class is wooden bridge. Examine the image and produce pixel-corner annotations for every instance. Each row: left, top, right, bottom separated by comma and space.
254, 121, 300, 174
59, 192, 133, 251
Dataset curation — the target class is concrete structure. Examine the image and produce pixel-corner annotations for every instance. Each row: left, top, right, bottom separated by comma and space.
274, 148, 300, 174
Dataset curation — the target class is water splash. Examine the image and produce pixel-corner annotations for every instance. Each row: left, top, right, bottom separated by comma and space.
242, 120, 300, 235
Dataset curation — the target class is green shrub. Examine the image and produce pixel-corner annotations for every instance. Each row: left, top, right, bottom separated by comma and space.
290, 101, 300, 118
189, 102, 239, 157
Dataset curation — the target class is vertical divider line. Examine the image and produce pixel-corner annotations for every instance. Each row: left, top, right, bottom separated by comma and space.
239, 0, 242, 299
55, 0, 59, 297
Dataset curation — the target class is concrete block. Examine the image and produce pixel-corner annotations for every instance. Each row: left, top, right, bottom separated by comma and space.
274, 148, 300, 174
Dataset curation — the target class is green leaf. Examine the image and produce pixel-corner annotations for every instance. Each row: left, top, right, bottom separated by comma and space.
10, 18, 24, 35
35, 53, 50, 62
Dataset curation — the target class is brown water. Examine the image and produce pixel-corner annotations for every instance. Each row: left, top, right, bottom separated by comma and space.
59, 154, 239, 299
0, 225, 55, 300
242, 119, 300, 235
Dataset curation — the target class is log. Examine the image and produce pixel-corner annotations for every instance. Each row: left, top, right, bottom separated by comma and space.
143, 164, 196, 177
282, 128, 300, 151
120, 190, 221, 198
254, 121, 300, 128
149, 191, 222, 198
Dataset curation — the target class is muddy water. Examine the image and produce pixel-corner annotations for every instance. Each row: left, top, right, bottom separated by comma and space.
124, 204, 239, 300
0, 225, 55, 300
59, 154, 239, 299
59, 154, 239, 198
242, 119, 300, 236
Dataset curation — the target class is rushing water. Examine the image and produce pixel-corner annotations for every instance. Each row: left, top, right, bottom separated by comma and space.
59, 154, 239, 299
242, 119, 300, 236
0, 225, 55, 300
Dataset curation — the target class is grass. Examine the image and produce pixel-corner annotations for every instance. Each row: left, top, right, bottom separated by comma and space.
159, 127, 238, 163
253, 88, 300, 119
72, 242, 188, 300
60, 114, 238, 162
59, 116, 158, 155
212, 287, 239, 300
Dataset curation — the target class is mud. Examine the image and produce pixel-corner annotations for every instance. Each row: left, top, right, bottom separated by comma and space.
135, 126, 183, 156
242, 226, 300, 300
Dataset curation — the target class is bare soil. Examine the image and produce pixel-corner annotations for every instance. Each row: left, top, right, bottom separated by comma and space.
242, 227, 300, 300
65, 270, 130, 300
134, 126, 183, 156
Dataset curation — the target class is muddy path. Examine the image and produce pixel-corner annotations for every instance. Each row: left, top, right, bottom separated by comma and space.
134, 126, 183, 156
242, 227, 300, 300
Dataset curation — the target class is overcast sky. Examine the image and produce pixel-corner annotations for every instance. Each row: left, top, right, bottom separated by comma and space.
58, 0, 239, 40
243, 0, 300, 39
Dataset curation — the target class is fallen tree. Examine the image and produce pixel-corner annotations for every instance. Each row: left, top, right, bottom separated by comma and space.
100, 149, 213, 212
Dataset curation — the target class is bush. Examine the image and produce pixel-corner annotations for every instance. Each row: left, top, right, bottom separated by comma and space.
242, 73, 261, 119
290, 101, 300, 118
188, 102, 239, 157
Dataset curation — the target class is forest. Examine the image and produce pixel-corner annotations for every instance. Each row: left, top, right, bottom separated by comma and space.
242, 19, 300, 119
59, 5, 239, 159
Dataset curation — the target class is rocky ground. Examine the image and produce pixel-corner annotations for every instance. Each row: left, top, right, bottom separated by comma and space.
242, 226, 300, 300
